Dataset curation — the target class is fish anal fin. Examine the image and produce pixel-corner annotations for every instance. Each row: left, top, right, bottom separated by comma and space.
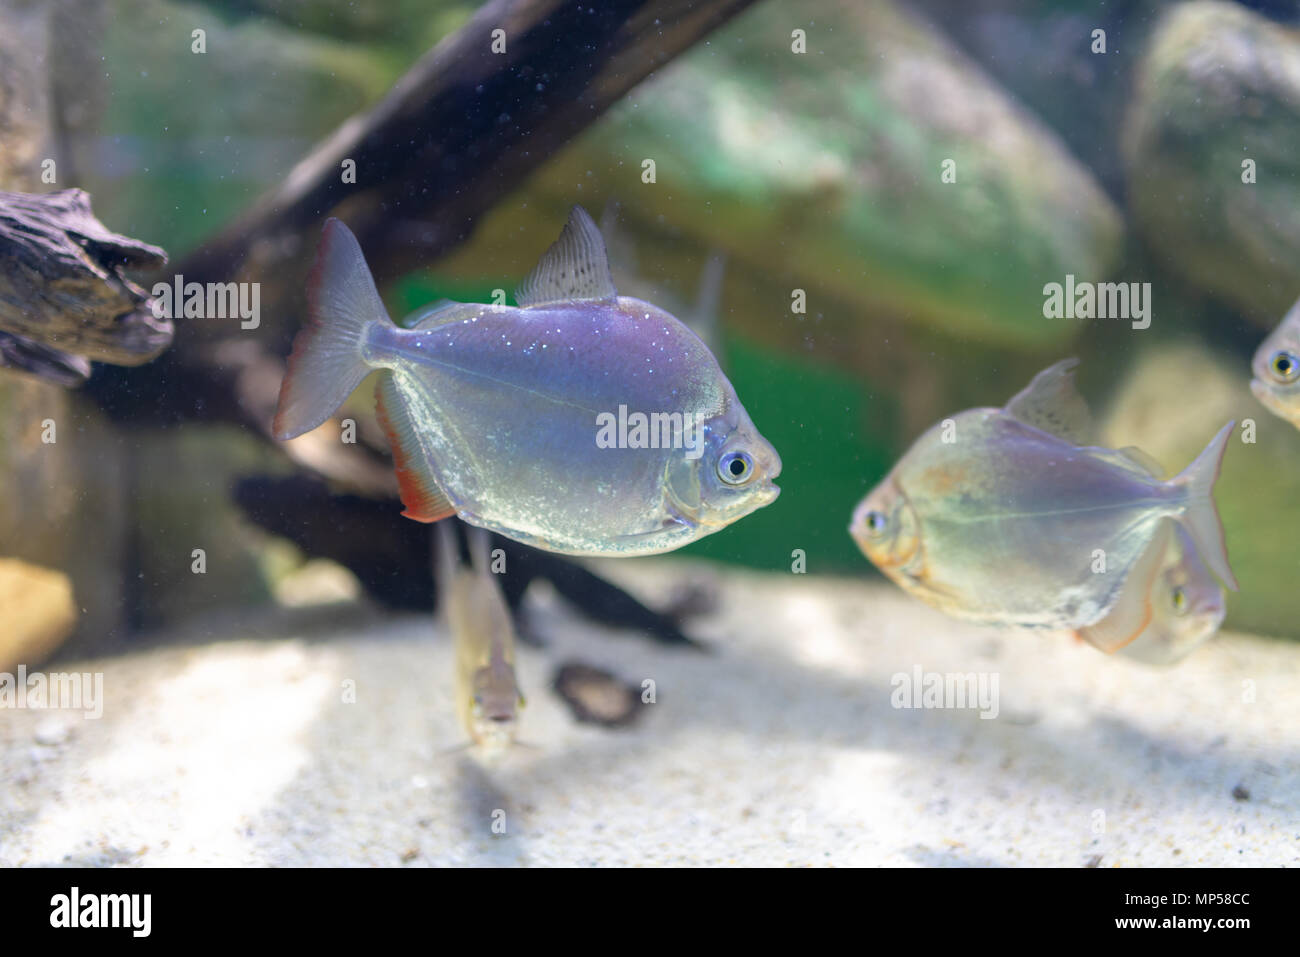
375, 376, 455, 523
1077, 519, 1174, 653
515, 205, 618, 306
1003, 358, 1095, 445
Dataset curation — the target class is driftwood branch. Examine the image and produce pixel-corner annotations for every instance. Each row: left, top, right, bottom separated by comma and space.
89, 0, 757, 440
232, 476, 699, 648
0, 188, 170, 383
179, 0, 759, 291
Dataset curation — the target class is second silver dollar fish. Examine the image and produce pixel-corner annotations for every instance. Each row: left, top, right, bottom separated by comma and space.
849, 360, 1237, 630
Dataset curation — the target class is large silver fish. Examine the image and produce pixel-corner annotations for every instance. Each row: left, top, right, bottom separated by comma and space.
1078, 518, 1226, 665
273, 207, 781, 556
849, 359, 1237, 629
1251, 295, 1300, 430
436, 523, 523, 753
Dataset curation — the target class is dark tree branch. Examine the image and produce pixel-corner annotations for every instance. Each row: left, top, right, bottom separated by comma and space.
232, 475, 700, 648
89, 0, 758, 449
179, 0, 758, 291
0, 188, 170, 383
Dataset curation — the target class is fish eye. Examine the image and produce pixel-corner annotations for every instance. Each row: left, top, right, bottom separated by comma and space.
864, 509, 890, 539
1271, 350, 1300, 383
1171, 586, 1188, 615
718, 450, 754, 485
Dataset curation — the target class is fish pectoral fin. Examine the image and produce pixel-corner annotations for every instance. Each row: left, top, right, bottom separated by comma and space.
1003, 358, 1096, 445
515, 205, 619, 306
375, 375, 456, 523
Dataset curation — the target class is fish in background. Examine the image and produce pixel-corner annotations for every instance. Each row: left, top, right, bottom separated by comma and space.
436, 522, 524, 754
599, 201, 728, 367
273, 207, 780, 556
849, 359, 1237, 632
1251, 295, 1300, 430
1078, 518, 1226, 665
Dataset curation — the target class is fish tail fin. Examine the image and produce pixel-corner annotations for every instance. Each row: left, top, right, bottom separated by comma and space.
272, 218, 390, 440
1170, 421, 1238, 591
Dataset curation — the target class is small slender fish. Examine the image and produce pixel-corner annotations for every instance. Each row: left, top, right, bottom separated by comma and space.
849, 359, 1237, 630
437, 523, 523, 753
1078, 519, 1226, 664
273, 207, 780, 556
1251, 295, 1300, 430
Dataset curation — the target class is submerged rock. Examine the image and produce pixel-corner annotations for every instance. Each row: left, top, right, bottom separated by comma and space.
0, 381, 128, 661
530, 0, 1122, 350
0, 559, 76, 672
131, 425, 292, 629
84, 0, 399, 256
1124, 1, 1300, 325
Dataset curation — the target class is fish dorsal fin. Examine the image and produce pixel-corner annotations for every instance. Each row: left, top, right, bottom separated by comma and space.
375, 376, 456, 523
1118, 446, 1167, 479
1003, 358, 1095, 444
693, 250, 726, 324
1282, 294, 1300, 334
515, 206, 618, 306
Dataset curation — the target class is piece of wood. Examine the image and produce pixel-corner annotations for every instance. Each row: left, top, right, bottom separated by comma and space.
178, 0, 759, 293
232, 475, 700, 648
0, 332, 90, 386
0, 188, 170, 382
90, 0, 758, 452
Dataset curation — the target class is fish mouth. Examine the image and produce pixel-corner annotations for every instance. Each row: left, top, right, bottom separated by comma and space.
472, 718, 518, 749
1190, 603, 1227, 636
1250, 378, 1300, 425
686, 479, 780, 528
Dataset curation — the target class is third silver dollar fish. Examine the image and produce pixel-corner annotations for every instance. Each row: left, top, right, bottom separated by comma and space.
273, 207, 781, 555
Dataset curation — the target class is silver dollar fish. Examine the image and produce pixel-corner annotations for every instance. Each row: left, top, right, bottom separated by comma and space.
1251, 294, 1300, 430
849, 359, 1238, 629
436, 523, 523, 753
1078, 518, 1226, 665
273, 207, 781, 556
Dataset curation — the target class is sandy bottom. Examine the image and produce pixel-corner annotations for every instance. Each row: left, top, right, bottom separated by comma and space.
1, 560, 1296, 867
